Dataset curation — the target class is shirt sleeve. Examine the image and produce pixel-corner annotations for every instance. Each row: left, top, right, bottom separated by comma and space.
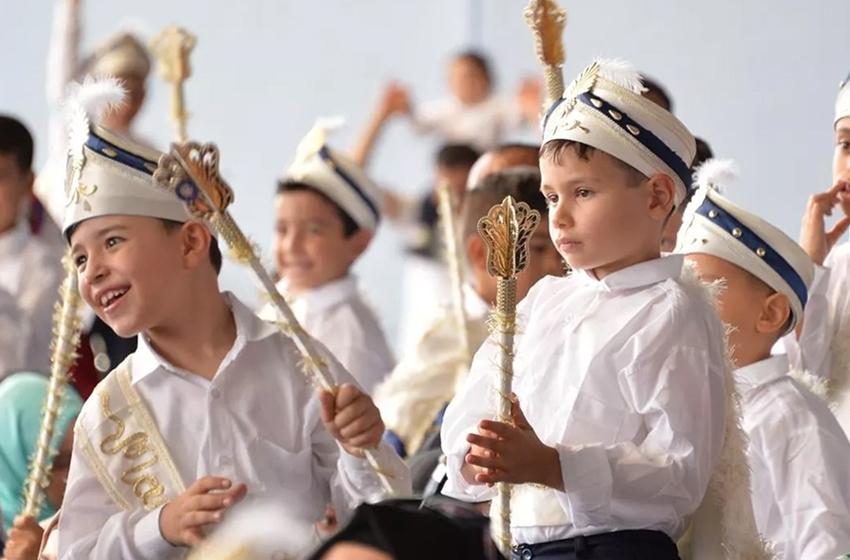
0, 287, 29, 382
58, 437, 181, 560
411, 99, 451, 137
785, 264, 833, 378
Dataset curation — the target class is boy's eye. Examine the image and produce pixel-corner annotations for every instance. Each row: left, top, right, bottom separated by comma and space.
576, 188, 592, 198
73, 254, 87, 268
839, 141, 850, 150
105, 236, 123, 248
544, 193, 558, 206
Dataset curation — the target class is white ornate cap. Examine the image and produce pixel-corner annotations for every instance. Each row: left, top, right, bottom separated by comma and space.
281, 118, 383, 232
84, 33, 151, 79
676, 159, 815, 334
543, 59, 696, 205
836, 70, 850, 126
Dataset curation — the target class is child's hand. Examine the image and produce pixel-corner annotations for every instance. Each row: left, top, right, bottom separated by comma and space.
800, 180, 850, 265
2, 515, 44, 560
319, 384, 384, 456
159, 477, 248, 547
464, 399, 563, 489
378, 82, 411, 120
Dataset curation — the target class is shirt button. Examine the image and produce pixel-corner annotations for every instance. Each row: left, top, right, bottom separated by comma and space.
220, 455, 231, 465
521, 548, 533, 560
210, 388, 221, 399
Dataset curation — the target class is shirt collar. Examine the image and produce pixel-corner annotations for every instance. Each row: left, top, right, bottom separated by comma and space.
131, 292, 279, 384
576, 254, 684, 292
734, 354, 789, 396
280, 275, 359, 316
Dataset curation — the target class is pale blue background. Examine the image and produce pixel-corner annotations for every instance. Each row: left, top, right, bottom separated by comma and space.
2, 0, 849, 349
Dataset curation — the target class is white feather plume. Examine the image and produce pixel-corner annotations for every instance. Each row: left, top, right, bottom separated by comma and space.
291, 116, 346, 170
64, 76, 126, 161
693, 158, 739, 195
594, 58, 645, 94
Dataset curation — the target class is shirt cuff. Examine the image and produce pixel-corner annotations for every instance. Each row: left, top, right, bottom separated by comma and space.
556, 444, 613, 526
133, 505, 178, 559
441, 444, 497, 503
337, 441, 412, 498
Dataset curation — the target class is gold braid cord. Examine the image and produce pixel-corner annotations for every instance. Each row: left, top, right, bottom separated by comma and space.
476, 196, 540, 558
22, 255, 84, 517
524, 0, 568, 109
436, 182, 472, 367
152, 142, 395, 494
149, 26, 197, 143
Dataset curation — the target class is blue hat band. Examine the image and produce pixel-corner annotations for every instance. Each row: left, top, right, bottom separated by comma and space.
317, 147, 380, 223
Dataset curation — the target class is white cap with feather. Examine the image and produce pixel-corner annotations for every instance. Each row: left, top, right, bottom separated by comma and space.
836, 70, 850, 126
83, 33, 151, 80
542, 58, 696, 206
676, 159, 815, 334
62, 77, 198, 241
281, 118, 383, 232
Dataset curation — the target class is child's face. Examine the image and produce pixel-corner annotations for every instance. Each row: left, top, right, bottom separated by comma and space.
449, 58, 491, 106
0, 153, 31, 235
436, 164, 473, 198
834, 117, 850, 185
686, 253, 778, 367
540, 150, 671, 279
70, 215, 186, 337
274, 191, 371, 294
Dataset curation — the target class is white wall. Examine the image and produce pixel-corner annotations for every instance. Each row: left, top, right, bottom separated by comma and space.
2, 0, 848, 349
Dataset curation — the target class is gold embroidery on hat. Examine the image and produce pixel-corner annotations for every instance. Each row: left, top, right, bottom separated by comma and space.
590, 98, 603, 108
732, 227, 742, 238
626, 124, 640, 136
608, 109, 622, 121
756, 248, 766, 257
563, 120, 589, 133
67, 182, 98, 212
102, 148, 119, 158
144, 162, 158, 173
708, 210, 718, 218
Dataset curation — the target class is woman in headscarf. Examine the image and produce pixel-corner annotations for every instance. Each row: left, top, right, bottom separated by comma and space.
0, 372, 82, 560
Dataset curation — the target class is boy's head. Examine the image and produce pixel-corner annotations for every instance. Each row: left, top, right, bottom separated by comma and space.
63, 80, 219, 338
0, 116, 35, 235
435, 143, 480, 198
83, 33, 151, 130
661, 136, 715, 252
275, 122, 382, 294
466, 143, 540, 190
462, 168, 563, 304
641, 75, 673, 113
678, 160, 815, 367
449, 51, 493, 106
834, 72, 850, 185
538, 59, 696, 279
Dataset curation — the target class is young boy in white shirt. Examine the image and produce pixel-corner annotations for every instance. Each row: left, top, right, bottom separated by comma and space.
784, 70, 850, 435
441, 59, 729, 559
263, 122, 394, 395
57, 82, 409, 560
680, 160, 850, 560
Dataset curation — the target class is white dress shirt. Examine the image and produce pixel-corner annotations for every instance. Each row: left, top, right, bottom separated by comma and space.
375, 284, 490, 455
58, 294, 409, 560
442, 256, 727, 545
783, 243, 850, 436
0, 221, 64, 379
736, 354, 850, 560
260, 275, 394, 395
413, 95, 527, 153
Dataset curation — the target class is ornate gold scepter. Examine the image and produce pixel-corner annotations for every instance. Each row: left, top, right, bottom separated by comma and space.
477, 196, 540, 558
152, 142, 395, 495
149, 26, 196, 143
524, 0, 568, 109
22, 256, 84, 517
436, 181, 471, 366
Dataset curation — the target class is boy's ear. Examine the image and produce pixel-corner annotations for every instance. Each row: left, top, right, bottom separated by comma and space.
756, 291, 792, 335
180, 221, 213, 270
646, 173, 677, 220
349, 229, 373, 257
466, 235, 487, 273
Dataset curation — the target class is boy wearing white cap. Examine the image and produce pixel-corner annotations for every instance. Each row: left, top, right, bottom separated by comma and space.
57, 81, 409, 560
679, 160, 850, 560
441, 59, 730, 559
785, 71, 850, 436
262, 122, 394, 395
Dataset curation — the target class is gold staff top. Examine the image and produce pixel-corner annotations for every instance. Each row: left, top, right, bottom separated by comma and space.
149, 26, 197, 143
524, 0, 568, 110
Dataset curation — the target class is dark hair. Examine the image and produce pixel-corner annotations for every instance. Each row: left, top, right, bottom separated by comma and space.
641, 76, 673, 113
454, 50, 493, 86
160, 219, 222, 274
539, 140, 647, 184
461, 168, 547, 240
0, 115, 34, 172
276, 181, 359, 238
436, 144, 481, 169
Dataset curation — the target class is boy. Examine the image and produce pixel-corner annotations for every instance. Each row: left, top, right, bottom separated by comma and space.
441, 59, 728, 559
58, 83, 409, 560
679, 160, 850, 559
0, 116, 63, 380
262, 121, 394, 395
784, 70, 850, 435
375, 168, 562, 470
